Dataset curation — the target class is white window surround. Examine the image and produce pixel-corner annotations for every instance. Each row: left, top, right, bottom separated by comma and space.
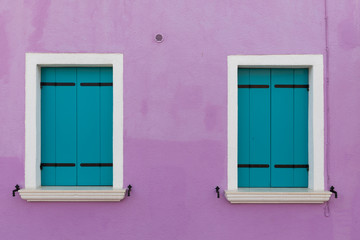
20, 53, 125, 202
226, 54, 332, 203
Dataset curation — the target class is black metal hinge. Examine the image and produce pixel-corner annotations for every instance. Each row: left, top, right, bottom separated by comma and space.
80, 163, 113, 167
238, 164, 269, 168
40, 163, 75, 170
238, 85, 269, 88
274, 164, 309, 171
80, 83, 113, 86
274, 84, 309, 91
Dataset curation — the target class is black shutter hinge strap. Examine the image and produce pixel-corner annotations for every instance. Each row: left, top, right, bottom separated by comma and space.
215, 186, 220, 198
12, 184, 20, 197
330, 186, 337, 198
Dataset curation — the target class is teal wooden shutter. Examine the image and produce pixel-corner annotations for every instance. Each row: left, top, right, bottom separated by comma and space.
41, 68, 77, 186
271, 69, 295, 187
100, 68, 114, 185
77, 67, 113, 186
238, 69, 271, 187
293, 69, 308, 187
41, 67, 113, 186
77, 68, 101, 185
237, 69, 250, 187
271, 69, 308, 187
238, 68, 308, 188
41, 68, 57, 186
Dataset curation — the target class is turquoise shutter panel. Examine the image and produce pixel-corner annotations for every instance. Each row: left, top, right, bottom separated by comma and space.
100, 68, 113, 186
77, 67, 114, 186
77, 68, 102, 186
41, 67, 113, 186
55, 68, 77, 185
249, 69, 271, 187
238, 69, 271, 187
293, 69, 309, 187
41, 68, 56, 186
41, 68, 77, 186
237, 69, 250, 187
271, 69, 295, 187
271, 69, 309, 187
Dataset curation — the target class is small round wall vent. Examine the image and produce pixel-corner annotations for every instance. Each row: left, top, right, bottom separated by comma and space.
155, 34, 164, 43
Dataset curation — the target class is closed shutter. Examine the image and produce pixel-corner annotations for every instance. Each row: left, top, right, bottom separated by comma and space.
237, 68, 308, 188
238, 69, 271, 187
41, 67, 113, 186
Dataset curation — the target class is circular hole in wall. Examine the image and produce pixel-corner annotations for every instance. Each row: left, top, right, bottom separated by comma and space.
155, 34, 164, 43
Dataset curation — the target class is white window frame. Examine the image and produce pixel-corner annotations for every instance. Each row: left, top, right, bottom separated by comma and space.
226, 55, 332, 203
19, 53, 125, 201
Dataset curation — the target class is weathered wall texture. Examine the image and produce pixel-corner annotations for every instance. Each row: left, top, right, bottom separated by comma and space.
0, 0, 359, 239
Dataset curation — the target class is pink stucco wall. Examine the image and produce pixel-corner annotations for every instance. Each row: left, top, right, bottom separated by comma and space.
0, 0, 359, 239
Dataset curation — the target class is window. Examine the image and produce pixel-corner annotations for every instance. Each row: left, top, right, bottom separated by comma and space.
226, 55, 331, 203
20, 53, 125, 201
237, 68, 309, 188
40, 67, 113, 186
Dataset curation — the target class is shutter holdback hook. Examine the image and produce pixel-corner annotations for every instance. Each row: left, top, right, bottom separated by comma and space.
330, 186, 337, 198
127, 185, 132, 197
215, 186, 220, 198
12, 185, 20, 197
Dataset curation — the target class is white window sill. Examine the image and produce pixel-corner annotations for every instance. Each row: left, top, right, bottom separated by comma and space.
225, 188, 332, 204
19, 187, 126, 202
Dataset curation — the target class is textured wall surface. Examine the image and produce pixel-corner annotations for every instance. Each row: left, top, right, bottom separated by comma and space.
0, 0, 359, 239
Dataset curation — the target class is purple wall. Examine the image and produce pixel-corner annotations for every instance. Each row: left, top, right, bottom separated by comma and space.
0, 0, 359, 239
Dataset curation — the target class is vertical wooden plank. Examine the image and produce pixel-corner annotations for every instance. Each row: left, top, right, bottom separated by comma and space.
294, 69, 309, 187
237, 69, 250, 187
271, 69, 294, 187
100, 67, 113, 186
249, 69, 271, 187
77, 68, 101, 185
41, 68, 56, 186
55, 68, 77, 185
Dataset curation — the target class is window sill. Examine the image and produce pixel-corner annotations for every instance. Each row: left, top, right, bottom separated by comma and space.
19, 187, 126, 202
225, 188, 332, 204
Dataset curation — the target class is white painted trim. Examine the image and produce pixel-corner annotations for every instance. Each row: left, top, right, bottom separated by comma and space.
19, 187, 126, 202
24, 53, 124, 199
227, 55, 325, 194
225, 189, 331, 204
